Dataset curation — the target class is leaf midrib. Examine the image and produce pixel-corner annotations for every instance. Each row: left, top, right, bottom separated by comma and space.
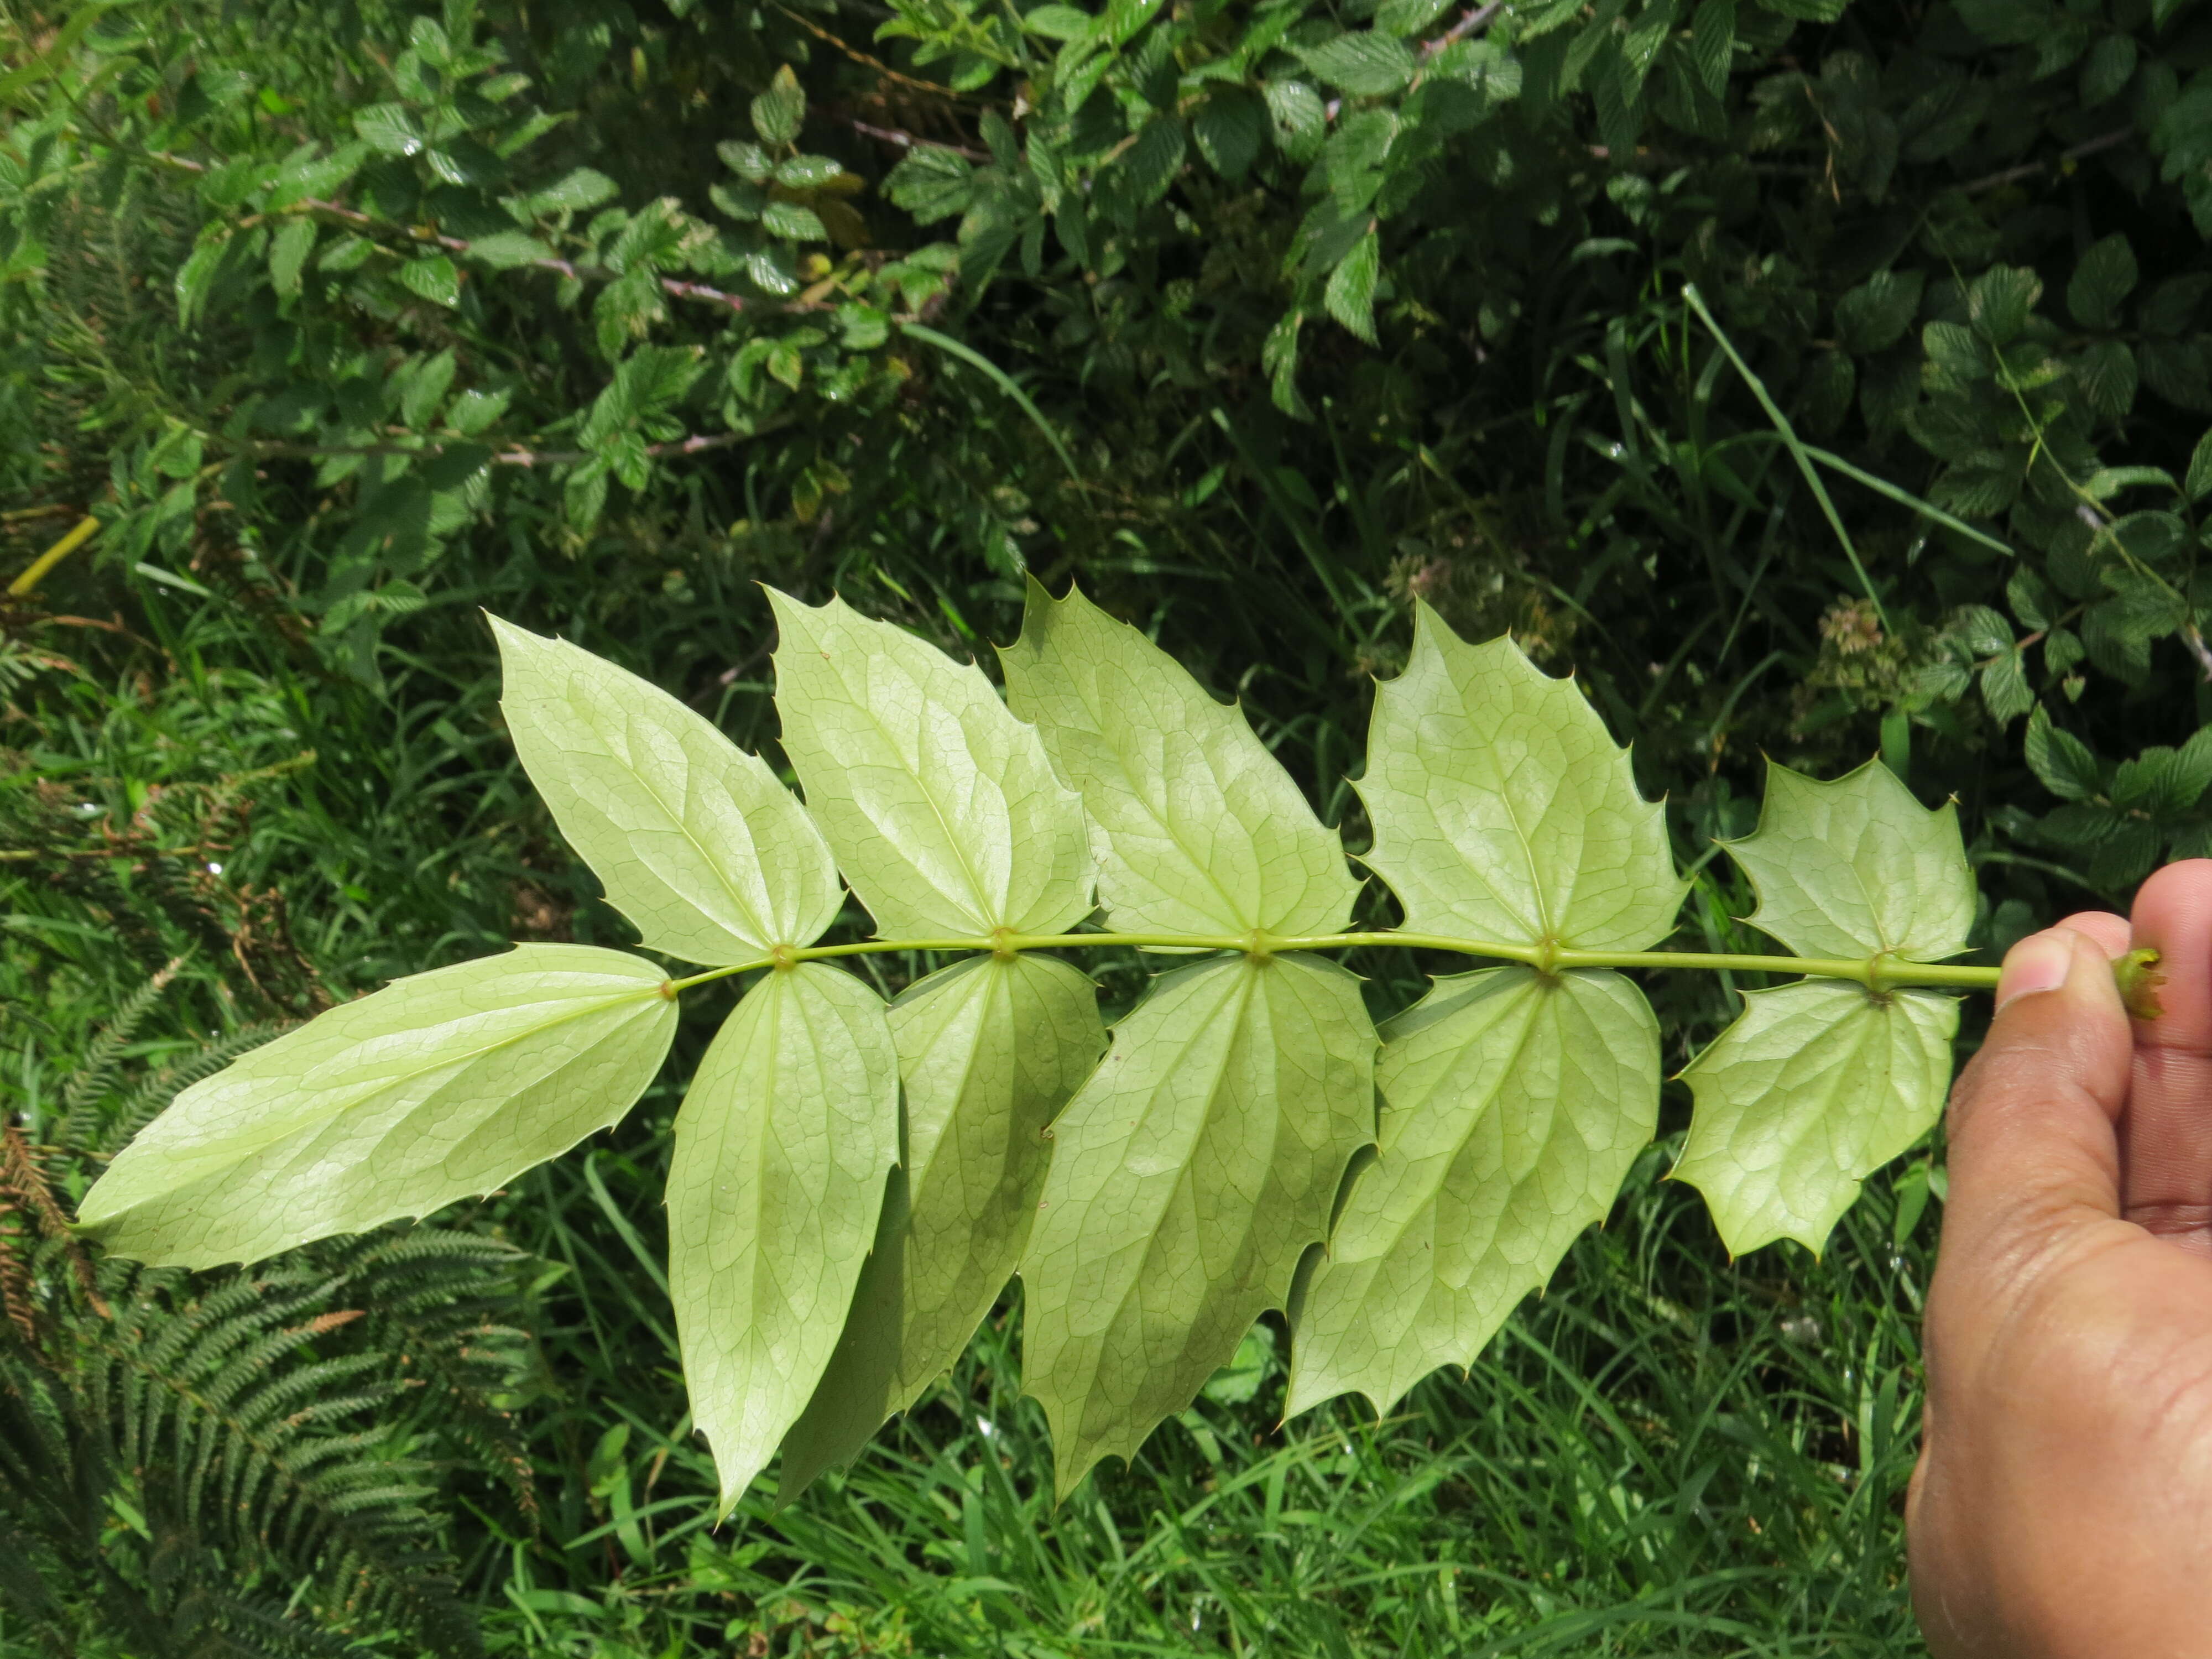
1044, 959, 1253, 1433
902, 963, 1005, 1323
1358, 971, 1545, 1281
105, 984, 660, 1209
1044, 635, 1288, 933
822, 651, 1005, 931
562, 690, 784, 952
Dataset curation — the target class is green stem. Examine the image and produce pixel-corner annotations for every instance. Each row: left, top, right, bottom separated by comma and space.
662, 931, 2004, 993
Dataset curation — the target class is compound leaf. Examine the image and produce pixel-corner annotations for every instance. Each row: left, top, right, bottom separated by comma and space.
1020, 952, 1374, 1494
1360, 603, 1686, 951
1286, 967, 1658, 1417
667, 962, 898, 1512
1724, 759, 1975, 961
779, 953, 1105, 1493
768, 590, 1093, 940
79, 946, 676, 1267
1000, 580, 1359, 940
1675, 983, 1958, 1255
493, 615, 840, 963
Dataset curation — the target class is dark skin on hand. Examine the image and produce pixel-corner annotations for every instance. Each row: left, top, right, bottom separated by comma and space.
1910, 860, 2212, 1657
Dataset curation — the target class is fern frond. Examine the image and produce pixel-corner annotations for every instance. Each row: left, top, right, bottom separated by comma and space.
1, 1123, 102, 1323
0, 1204, 36, 1347
336, 1230, 539, 1520
75, 1262, 481, 1655
165, 1589, 362, 1659
55, 956, 188, 1129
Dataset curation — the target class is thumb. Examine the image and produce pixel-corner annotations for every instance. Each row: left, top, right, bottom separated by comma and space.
1938, 926, 2133, 1296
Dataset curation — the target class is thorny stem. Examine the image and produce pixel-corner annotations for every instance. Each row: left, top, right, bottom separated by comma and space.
661, 931, 2008, 994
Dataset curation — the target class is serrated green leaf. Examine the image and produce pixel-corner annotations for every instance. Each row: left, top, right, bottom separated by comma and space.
883, 149, 973, 222
174, 230, 230, 329
1020, 952, 1374, 1493
1675, 983, 1958, 1256
399, 347, 456, 430
1000, 581, 1358, 939
79, 946, 676, 1267
400, 254, 461, 307
767, 590, 1092, 939
1360, 602, 1686, 952
530, 167, 619, 213
2074, 338, 2138, 422
1833, 270, 1923, 354
1950, 602, 2012, 658
2187, 429, 2212, 500
1723, 760, 1974, 962
1287, 966, 1657, 1417
1922, 321, 1992, 386
1980, 649, 2032, 724
492, 616, 840, 962
761, 200, 827, 241
1024, 4, 1097, 38
2006, 567, 2056, 631
2152, 727, 2212, 812
1299, 32, 1416, 96
1108, 117, 1188, 208
752, 64, 806, 146
1968, 264, 2039, 346
1326, 229, 1381, 345
719, 139, 773, 181
2026, 704, 2103, 800
426, 140, 503, 187
1691, 0, 1735, 95
669, 963, 898, 1510
1265, 79, 1327, 149
1376, 0, 1452, 32
353, 101, 425, 156
467, 229, 554, 269
2069, 232, 2137, 331
1193, 86, 1265, 181
269, 215, 316, 299
779, 954, 1105, 1492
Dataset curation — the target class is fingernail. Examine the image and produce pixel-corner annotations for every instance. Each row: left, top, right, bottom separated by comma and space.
1997, 930, 2075, 1013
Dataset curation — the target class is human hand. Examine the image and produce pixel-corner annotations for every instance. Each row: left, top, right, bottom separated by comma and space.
1909, 862, 2212, 1657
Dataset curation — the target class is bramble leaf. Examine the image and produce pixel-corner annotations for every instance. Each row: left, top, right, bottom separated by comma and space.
1674, 983, 1958, 1255
1360, 602, 1686, 951
1724, 759, 1974, 961
1000, 580, 1359, 938
766, 589, 1093, 940
1020, 952, 1374, 1493
492, 616, 841, 962
667, 962, 898, 1511
2026, 705, 2103, 801
779, 954, 1105, 1493
1286, 967, 1658, 1416
79, 946, 676, 1267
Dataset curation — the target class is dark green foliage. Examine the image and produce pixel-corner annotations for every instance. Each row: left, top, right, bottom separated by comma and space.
6, 0, 2212, 1646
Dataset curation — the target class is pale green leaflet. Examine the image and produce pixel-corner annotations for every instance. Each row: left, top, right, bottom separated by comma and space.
1020, 950, 1375, 1493
77, 586, 2004, 1505
77, 945, 678, 1267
